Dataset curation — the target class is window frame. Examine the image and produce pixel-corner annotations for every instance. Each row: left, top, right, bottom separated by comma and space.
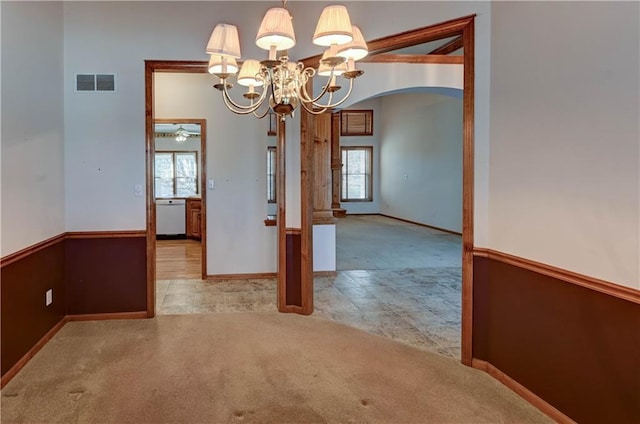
154, 150, 199, 198
340, 146, 373, 202
340, 110, 373, 136
267, 146, 277, 203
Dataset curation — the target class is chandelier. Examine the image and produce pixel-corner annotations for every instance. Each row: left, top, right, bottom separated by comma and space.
205, 2, 368, 121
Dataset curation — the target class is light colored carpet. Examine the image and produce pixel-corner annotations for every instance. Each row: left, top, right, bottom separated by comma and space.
1, 313, 551, 423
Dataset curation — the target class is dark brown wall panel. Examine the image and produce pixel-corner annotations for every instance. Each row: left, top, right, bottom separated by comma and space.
473, 256, 640, 424
66, 237, 147, 314
285, 233, 302, 306
1, 241, 66, 376
472, 255, 489, 360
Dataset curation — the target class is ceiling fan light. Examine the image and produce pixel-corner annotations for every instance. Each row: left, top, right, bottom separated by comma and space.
206, 23, 241, 59
313, 5, 353, 47
256, 7, 296, 51
337, 25, 368, 61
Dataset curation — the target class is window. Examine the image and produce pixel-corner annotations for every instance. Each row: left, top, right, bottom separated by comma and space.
267, 146, 277, 203
341, 110, 373, 136
341, 146, 372, 201
154, 151, 198, 198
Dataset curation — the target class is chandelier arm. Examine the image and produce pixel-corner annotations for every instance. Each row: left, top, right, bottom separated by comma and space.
297, 67, 336, 104
221, 80, 269, 112
311, 78, 355, 109
221, 90, 264, 115
252, 104, 271, 119
299, 100, 329, 115
298, 71, 333, 103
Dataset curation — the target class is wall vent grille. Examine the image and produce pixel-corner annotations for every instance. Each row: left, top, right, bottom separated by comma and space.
75, 74, 115, 92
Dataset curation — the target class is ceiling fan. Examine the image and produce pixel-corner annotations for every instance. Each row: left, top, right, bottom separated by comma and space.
170, 125, 199, 143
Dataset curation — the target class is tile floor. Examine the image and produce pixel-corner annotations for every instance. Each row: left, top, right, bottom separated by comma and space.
157, 268, 461, 359
157, 216, 462, 359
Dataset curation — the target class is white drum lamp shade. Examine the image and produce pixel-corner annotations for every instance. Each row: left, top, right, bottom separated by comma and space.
313, 5, 353, 46
208, 55, 239, 75
256, 7, 296, 51
337, 25, 368, 61
237, 59, 264, 87
206, 23, 242, 58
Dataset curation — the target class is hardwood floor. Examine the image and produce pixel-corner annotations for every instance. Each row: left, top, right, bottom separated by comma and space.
156, 239, 202, 280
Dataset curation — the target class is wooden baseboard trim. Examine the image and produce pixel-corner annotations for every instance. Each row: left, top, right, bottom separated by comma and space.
207, 273, 277, 281
378, 214, 462, 236
1, 233, 66, 267
473, 248, 640, 304
471, 359, 575, 424
279, 305, 307, 314
67, 311, 148, 321
1, 316, 69, 388
66, 230, 146, 239
314, 271, 337, 277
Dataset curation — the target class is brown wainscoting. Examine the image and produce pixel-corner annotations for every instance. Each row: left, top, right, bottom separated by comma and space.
207, 273, 277, 280
66, 235, 147, 314
1, 231, 148, 386
285, 228, 302, 308
1, 236, 67, 379
472, 249, 640, 424
0, 316, 69, 388
471, 359, 574, 424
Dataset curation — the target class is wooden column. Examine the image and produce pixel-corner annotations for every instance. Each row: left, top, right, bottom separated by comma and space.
276, 118, 287, 312
299, 106, 314, 315
312, 113, 337, 224
330, 112, 346, 217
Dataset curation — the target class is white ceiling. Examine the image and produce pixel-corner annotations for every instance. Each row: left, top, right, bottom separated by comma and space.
154, 123, 201, 135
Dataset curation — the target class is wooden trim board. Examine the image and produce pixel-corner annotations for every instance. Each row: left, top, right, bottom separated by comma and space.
207, 273, 277, 281
473, 248, 640, 304
378, 214, 462, 236
0, 317, 69, 388
471, 359, 575, 424
66, 231, 146, 239
67, 312, 148, 321
0, 233, 66, 267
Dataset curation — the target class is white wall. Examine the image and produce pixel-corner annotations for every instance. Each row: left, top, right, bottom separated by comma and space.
60, 0, 491, 234
1, 1, 65, 256
489, 2, 640, 289
55, 1, 491, 273
155, 73, 277, 275
340, 98, 382, 214
380, 93, 463, 233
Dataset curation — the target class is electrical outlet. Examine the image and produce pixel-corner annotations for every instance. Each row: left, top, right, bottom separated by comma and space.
134, 184, 143, 196
45, 289, 53, 306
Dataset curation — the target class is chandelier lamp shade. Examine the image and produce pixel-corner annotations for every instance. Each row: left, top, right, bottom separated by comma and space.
205, 2, 367, 120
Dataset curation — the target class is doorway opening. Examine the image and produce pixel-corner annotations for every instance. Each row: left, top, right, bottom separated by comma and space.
299, 15, 474, 364
144, 112, 208, 315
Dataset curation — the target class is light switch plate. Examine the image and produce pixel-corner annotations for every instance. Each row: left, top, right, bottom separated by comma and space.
208, 179, 215, 190
134, 184, 143, 196
46, 289, 53, 306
